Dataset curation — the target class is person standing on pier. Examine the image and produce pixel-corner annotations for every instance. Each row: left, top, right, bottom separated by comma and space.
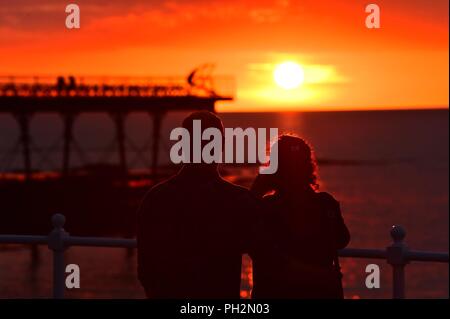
137, 111, 259, 299
250, 135, 351, 299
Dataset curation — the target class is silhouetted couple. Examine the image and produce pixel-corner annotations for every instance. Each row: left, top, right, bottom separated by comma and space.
137, 111, 350, 299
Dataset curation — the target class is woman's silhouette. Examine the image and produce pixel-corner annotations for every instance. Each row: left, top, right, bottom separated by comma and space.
251, 135, 350, 299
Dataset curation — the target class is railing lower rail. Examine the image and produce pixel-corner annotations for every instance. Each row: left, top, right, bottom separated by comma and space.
0, 214, 448, 299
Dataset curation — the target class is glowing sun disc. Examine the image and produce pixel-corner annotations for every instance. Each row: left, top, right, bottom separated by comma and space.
274, 62, 305, 90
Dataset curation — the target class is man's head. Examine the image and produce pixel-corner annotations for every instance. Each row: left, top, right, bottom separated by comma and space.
181, 111, 224, 168
182, 111, 224, 136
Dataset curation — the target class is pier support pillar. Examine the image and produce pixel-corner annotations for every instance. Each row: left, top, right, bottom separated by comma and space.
16, 113, 32, 181
151, 112, 163, 177
112, 112, 128, 177
62, 113, 76, 177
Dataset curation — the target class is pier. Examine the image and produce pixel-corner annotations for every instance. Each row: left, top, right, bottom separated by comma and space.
0, 67, 233, 179
0, 68, 233, 236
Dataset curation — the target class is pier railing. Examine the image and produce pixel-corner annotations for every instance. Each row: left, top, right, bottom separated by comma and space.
0, 214, 448, 299
0, 75, 234, 99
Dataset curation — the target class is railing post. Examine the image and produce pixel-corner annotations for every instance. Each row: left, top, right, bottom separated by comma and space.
387, 225, 408, 299
48, 214, 68, 299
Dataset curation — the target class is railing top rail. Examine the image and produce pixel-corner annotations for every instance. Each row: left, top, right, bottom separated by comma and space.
338, 248, 386, 259
406, 250, 449, 263
0, 235, 448, 263
65, 236, 136, 248
0, 234, 48, 245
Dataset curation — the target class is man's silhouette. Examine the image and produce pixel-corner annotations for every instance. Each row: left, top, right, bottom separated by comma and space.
137, 111, 259, 299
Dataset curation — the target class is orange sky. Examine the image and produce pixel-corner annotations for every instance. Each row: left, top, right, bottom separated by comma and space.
0, 0, 448, 112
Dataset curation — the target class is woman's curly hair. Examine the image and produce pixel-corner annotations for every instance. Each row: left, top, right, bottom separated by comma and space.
272, 134, 319, 190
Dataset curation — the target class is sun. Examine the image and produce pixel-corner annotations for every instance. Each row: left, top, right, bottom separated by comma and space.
274, 62, 305, 90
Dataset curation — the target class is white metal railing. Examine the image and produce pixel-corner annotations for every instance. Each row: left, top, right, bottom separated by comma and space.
0, 214, 448, 299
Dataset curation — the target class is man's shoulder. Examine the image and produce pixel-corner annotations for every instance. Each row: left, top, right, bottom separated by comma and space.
152, 172, 187, 191
141, 174, 180, 203
138, 175, 182, 221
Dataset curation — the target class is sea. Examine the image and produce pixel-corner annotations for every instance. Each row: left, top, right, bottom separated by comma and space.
0, 109, 448, 298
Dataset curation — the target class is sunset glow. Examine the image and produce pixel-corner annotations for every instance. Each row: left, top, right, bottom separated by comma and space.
274, 62, 305, 90
0, 0, 448, 112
